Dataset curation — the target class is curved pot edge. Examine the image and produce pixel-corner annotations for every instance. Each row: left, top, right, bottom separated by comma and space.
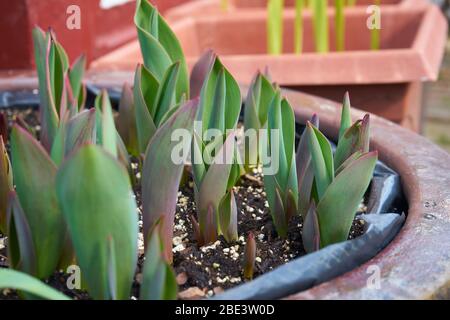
280, 88, 450, 300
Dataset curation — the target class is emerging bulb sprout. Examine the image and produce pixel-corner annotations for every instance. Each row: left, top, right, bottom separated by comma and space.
243, 232, 257, 280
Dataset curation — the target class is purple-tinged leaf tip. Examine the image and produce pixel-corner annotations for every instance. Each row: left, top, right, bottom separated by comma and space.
190, 49, 216, 98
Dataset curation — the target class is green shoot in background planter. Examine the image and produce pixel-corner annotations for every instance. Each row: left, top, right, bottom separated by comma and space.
313, 0, 329, 53
267, 0, 284, 55
371, 0, 381, 50
221, 0, 229, 12
335, 0, 345, 51
294, 0, 304, 54
286, 0, 382, 54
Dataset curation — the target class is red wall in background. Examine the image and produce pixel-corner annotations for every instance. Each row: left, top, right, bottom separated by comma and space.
0, 0, 190, 70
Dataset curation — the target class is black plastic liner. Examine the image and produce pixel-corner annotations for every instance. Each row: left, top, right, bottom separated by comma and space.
1, 88, 407, 299
367, 162, 405, 215
0, 86, 120, 110
0, 90, 39, 109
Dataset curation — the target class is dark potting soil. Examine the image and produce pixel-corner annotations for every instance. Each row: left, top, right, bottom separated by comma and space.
0, 233, 7, 268
166, 171, 365, 299
0, 108, 366, 300
2, 107, 40, 145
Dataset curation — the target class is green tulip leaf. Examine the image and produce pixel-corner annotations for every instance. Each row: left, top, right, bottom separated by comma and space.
302, 202, 320, 253
135, 0, 189, 101
142, 99, 199, 262
198, 57, 241, 134
140, 231, 178, 300
117, 83, 139, 156
317, 151, 377, 247
6, 191, 36, 275
68, 54, 86, 110
190, 50, 216, 98
32, 27, 59, 151
306, 122, 334, 200
56, 145, 138, 300
218, 190, 238, 243
154, 61, 180, 126
0, 269, 70, 300
0, 138, 12, 233
11, 125, 65, 279
338, 92, 352, 140
296, 114, 319, 219
134, 64, 158, 154
334, 119, 362, 170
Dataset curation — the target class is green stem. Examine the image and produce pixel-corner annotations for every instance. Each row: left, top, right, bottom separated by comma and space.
313, 0, 328, 53
335, 0, 345, 51
294, 0, 304, 54
221, 0, 229, 12
267, 0, 284, 55
370, 0, 381, 50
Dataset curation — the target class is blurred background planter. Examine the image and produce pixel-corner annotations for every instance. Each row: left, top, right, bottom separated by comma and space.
0, 0, 188, 70
91, 3, 447, 132
165, 0, 426, 21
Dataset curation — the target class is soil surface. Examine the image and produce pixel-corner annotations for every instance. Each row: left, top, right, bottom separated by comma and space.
0, 108, 366, 300
167, 171, 365, 299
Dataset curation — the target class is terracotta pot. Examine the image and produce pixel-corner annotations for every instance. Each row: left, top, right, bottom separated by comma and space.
0, 0, 189, 70
0, 67, 449, 298
91, 3, 447, 132
165, 0, 425, 21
